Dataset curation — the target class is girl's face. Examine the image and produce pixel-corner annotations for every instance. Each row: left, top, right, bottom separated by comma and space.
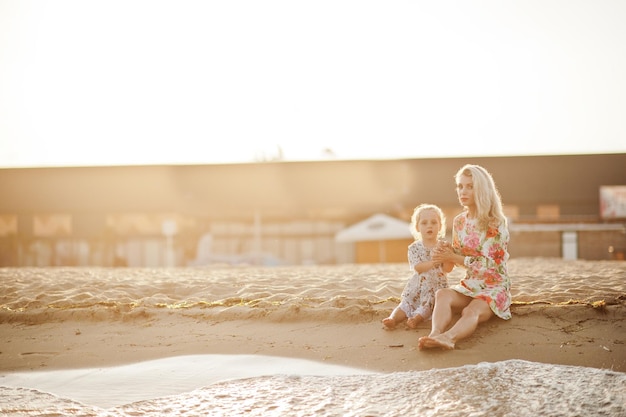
417, 209, 441, 240
456, 174, 475, 209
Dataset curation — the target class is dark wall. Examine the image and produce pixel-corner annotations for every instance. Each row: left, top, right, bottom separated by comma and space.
0, 153, 624, 222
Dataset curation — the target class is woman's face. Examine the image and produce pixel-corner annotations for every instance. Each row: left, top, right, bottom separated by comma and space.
456, 174, 475, 209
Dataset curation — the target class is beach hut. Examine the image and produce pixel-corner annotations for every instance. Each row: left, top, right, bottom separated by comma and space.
335, 213, 413, 263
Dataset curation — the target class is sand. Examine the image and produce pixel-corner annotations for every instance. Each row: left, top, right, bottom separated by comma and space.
0, 258, 625, 415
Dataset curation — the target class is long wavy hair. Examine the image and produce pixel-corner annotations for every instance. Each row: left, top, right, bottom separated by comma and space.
410, 203, 447, 240
455, 164, 507, 231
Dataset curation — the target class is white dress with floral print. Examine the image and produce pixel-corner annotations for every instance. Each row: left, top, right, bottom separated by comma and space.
398, 240, 449, 320
451, 212, 512, 320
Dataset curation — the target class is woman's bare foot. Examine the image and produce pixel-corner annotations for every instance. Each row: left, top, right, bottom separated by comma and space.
418, 333, 455, 350
406, 315, 423, 329
382, 317, 397, 329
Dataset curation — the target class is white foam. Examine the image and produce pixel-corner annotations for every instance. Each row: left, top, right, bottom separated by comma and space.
1, 358, 624, 417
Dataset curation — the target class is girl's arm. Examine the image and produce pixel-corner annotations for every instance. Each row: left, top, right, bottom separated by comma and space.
408, 242, 440, 273
414, 260, 439, 274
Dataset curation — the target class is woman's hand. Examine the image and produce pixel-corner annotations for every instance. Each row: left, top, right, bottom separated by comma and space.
432, 241, 455, 264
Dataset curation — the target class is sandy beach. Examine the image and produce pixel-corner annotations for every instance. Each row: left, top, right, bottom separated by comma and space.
1, 258, 625, 415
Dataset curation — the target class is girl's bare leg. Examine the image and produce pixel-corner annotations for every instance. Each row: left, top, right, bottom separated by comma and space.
406, 314, 423, 329
382, 306, 407, 329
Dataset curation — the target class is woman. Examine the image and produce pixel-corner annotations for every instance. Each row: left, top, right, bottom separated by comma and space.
418, 164, 511, 350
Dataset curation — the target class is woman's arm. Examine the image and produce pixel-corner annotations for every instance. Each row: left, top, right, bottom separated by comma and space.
432, 249, 465, 267
463, 223, 509, 273
432, 238, 465, 268
441, 261, 455, 273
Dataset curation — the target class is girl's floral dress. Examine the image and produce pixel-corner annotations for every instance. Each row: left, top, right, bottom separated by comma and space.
451, 212, 512, 320
398, 240, 449, 320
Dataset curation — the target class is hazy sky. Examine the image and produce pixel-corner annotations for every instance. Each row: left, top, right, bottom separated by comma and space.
1, 0, 625, 167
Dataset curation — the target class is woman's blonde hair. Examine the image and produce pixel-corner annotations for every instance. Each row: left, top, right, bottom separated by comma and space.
410, 203, 447, 240
455, 164, 507, 231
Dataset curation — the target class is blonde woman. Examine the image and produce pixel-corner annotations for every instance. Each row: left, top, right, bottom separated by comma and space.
419, 164, 511, 350
382, 204, 454, 330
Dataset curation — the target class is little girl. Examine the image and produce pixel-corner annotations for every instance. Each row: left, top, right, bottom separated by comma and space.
382, 204, 454, 329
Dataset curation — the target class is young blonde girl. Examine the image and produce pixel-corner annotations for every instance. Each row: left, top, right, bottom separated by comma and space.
382, 204, 454, 329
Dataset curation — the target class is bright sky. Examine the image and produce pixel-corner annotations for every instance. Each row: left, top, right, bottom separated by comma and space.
1, 0, 625, 168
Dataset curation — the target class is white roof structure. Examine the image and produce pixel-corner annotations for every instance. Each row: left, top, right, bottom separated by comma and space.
335, 213, 412, 242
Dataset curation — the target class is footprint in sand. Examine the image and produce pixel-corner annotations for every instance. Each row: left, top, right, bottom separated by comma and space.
19, 352, 59, 357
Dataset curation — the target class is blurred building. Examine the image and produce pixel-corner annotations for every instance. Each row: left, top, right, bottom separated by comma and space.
0, 154, 624, 266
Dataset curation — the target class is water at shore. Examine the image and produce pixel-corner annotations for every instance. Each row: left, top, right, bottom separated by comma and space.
1, 358, 625, 416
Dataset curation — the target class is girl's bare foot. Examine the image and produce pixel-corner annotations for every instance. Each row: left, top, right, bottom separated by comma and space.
382, 317, 397, 329
418, 333, 455, 350
406, 315, 423, 329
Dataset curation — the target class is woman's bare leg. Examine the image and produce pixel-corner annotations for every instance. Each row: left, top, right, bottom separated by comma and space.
420, 298, 494, 350
418, 289, 470, 349
438, 298, 494, 346
429, 289, 469, 335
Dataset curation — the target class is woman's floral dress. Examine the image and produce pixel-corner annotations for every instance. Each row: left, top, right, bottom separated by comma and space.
451, 212, 511, 320
398, 240, 449, 320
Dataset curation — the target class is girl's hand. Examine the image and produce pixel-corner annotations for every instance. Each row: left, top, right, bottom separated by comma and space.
434, 240, 450, 252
